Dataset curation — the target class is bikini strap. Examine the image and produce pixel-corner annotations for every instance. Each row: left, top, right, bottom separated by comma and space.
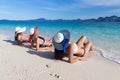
38, 35, 45, 46
81, 48, 86, 57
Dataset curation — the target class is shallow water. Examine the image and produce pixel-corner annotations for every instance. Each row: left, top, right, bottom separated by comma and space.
0, 21, 120, 63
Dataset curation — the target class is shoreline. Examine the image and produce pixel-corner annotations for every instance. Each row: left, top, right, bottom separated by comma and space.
1, 30, 120, 65
0, 34, 120, 80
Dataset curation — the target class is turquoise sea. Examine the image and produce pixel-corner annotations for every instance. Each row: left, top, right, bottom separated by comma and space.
0, 21, 120, 63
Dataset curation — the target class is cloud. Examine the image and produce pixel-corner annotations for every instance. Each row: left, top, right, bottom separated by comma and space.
0, 11, 12, 14
41, 0, 120, 11
42, 7, 63, 11
82, 0, 120, 6
0, 5, 12, 15
107, 9, 120, 14
40, 0, 86, 11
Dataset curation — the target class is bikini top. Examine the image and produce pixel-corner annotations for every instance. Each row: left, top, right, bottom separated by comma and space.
38, 35, 45, 47
29, 27, 45, 46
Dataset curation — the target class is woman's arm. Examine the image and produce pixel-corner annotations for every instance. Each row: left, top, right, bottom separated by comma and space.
36, 38, 40, 51
36, 37, 53, 51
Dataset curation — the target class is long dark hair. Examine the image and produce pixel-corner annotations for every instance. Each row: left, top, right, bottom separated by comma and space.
15, 32, 18, 41
54, 49, 64, 60
15, 33, 22, 45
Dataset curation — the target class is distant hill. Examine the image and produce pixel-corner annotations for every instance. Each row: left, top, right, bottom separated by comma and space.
0, 15, 120, 22
83, 15, 120, 22
96, 15, 120, 22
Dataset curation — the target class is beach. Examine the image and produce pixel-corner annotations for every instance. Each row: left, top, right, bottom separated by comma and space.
0, 0, 120, 79
0, 34, 120, 80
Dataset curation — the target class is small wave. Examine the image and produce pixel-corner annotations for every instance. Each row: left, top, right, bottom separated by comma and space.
95, 47, 120, 64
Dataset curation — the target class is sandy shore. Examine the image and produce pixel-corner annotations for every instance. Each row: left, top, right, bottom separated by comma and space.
0, 34, 120, 80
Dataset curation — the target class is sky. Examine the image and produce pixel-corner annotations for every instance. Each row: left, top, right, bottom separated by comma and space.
0, 0, 120, 20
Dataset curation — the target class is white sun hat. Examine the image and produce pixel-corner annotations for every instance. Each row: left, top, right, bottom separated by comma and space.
15, 26, 21, 32
29, 28, 34, 35
15, 27, 26, 33
54, 32, 64, 43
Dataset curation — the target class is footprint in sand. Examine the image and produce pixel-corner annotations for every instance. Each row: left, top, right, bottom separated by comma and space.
46, 64, 51, 68
49, 73, 61, 79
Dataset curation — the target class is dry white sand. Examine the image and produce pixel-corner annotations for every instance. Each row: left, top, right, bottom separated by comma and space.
0, 34, 120, 80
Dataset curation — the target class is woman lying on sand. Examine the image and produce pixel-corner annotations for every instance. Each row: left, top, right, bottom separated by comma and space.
15, 26, 52, 51
29, 27, 53, 51
15, 27, 28, 45
53, 30, 93, 63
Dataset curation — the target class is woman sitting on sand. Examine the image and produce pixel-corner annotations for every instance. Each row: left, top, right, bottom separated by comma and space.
15, 26, 52, 51
53, 30, 93, 63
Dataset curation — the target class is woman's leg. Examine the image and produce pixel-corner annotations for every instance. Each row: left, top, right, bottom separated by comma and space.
76, 35, 87, 48
36, 38, 40, 51
83, 41, 93, 57
68, 43, 88, 62
67, 44, 79, 63
36, 38, 53, 51
44, 41, 52, 47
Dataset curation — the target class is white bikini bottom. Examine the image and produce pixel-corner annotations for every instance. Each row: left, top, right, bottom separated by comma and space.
73, 43, 78, 53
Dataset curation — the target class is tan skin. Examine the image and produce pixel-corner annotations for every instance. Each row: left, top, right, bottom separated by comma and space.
60, 35, 93, 63
17, 33, 29, 42
17, 34, 93, 64
16, 33, 53, 51
15, 33, 30, 45
35, 37, 53, 51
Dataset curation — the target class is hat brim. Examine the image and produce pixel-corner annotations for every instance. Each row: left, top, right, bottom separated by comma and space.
30, 28, 34, 35
17, 27, 26, 33
15, 26, 21, 32
53, 29, 70, 50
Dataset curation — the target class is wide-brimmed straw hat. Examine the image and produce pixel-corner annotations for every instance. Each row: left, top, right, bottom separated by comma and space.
53, 29, 70, 51
15, 27, 26, 33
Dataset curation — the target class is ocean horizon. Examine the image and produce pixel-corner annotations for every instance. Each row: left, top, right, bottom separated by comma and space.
0, 21, 120, 64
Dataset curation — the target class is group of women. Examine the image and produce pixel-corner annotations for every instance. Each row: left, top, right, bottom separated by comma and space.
15, 26, 93, 63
